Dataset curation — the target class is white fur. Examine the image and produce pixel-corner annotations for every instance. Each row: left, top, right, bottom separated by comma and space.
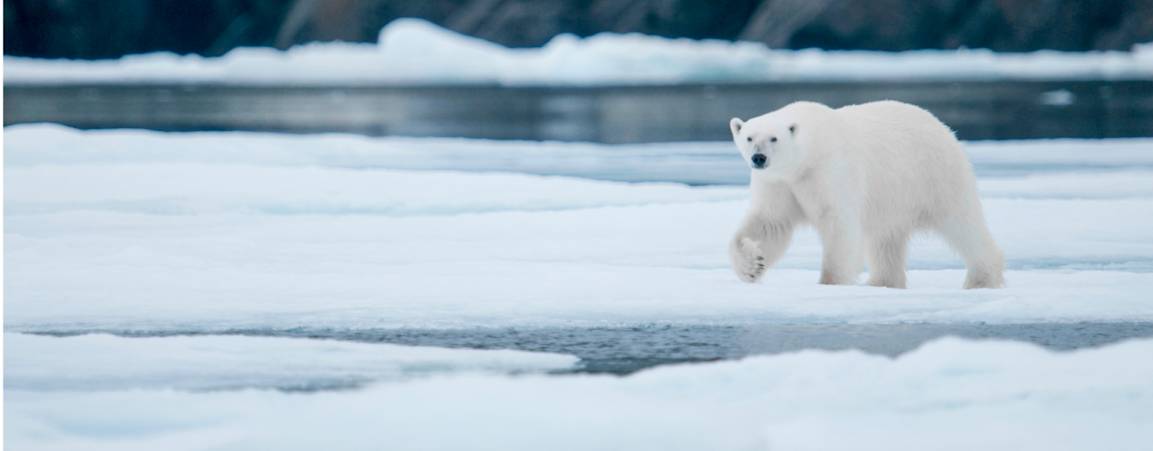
729, 101, 1004, 289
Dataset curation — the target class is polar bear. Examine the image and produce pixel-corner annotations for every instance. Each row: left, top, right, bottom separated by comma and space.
728, 100, 1003, 289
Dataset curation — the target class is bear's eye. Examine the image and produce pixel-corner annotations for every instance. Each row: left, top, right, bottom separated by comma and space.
770, 136, 778, 143
746, 137, 752, 142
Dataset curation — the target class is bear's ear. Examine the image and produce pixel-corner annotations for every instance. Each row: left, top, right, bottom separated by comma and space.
729, 118, 744, 137
789, 123, 797, 135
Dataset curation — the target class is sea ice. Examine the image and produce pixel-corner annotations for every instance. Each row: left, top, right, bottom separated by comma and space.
4, 332, 578, 391
5, 126, 1153, 332
7, 337, 1152, 451
6, 19, 1152, 85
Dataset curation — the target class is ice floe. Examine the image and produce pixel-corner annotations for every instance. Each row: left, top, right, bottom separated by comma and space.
5, 126, 1153, 332
4, 333, 577, 391
6, 19, 1153, 85
7, 337, 1153, 450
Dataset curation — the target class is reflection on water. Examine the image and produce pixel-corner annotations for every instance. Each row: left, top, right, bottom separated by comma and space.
6, 80, 1153, 142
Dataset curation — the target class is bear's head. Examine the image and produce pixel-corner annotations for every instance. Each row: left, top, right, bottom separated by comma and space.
729, 114, 802, 178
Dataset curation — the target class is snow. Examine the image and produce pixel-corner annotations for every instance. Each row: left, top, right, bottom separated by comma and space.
5, 125, 1153, 332
7, 337, 1153, 450
5, 19, 1153, 85
3, 333, 576, 391
6, 124, 1152, 450
3, 164, 742, 216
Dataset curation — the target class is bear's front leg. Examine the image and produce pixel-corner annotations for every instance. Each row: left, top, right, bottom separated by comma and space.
729, 235, 767, 283
729, 215, 796, 283
815, 216, 864, 285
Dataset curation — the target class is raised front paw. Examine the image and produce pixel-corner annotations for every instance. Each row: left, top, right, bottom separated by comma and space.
731, 237, 767, 283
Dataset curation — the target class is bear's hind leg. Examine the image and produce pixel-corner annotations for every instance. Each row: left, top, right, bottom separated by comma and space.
815, 218, 864, 286
865, 230, 910, 289
937, 217, 1004, 289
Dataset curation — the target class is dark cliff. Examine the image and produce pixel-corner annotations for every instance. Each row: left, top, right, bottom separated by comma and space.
6, 0, 1153, 59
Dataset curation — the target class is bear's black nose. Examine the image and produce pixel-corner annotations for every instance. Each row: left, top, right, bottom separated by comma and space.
751, 153, 767, 168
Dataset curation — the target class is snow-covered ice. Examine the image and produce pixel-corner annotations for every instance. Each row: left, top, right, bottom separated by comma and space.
7, 337, 1153, 451
6, 124, 1153, 449
5, 124, 1153, 332
4, 333, 577, 391
10, 124, 1153, 184
6, 19, 1153, 85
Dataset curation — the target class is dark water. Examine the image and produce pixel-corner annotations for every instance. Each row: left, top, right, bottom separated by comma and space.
35, 322, 1153, 375
6, 80, 1153, 142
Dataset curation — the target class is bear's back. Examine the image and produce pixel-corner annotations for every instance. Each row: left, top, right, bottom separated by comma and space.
836, 101, 950, 133
833, 100, 975, 224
